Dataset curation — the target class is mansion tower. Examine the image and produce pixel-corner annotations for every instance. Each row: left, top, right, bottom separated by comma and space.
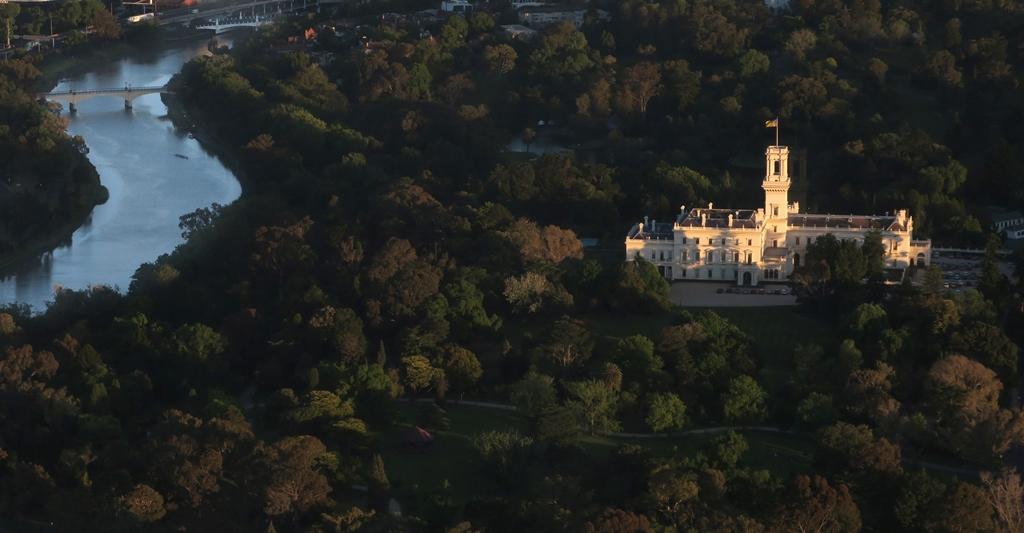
625, 145, 932, 286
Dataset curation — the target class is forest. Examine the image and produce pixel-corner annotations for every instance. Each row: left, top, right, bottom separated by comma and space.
2, 0, 1024, 531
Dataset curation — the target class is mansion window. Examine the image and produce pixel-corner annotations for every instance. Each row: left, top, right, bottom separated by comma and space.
682, 237, 687, 244
667, 251, 673, 261
747, 239, 752, 246
773, 206, 779, 216
733, 251, 740, 262
706, 250, 713, 262
746, 252, 752, 264
659, 251, 665, 261
796, 237, 801, 245
651, 251, 656, 260
774, 160, 781, 174
682, 250, 688, 261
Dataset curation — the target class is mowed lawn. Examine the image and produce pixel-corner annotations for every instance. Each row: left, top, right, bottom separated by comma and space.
379, 404, 814, 503
379, 402, 528, 502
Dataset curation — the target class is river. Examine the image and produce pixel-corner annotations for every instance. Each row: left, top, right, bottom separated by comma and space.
0, 37, 242, 313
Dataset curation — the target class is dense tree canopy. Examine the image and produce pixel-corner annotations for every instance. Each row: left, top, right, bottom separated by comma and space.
4, 0, 1024, 530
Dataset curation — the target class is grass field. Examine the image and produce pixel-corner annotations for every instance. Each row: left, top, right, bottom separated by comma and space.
379, 404, 814, 503
379, 403, 529, 502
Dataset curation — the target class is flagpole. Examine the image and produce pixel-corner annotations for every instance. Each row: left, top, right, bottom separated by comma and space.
776, 118, 780, 147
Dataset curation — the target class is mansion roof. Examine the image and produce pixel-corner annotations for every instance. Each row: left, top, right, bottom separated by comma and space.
676, 208, 758, 229
627, 209, 911, 241
787, 213, 905, 231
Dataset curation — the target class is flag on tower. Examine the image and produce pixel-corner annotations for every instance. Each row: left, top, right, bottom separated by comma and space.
764, 118, 779, 128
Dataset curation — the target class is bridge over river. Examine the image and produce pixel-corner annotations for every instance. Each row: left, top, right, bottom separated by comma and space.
39, 85, 171, 113
154, 0, 321, 27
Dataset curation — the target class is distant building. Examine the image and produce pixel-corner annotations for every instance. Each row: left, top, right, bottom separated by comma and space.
441, 0, 472, 14
625, 145, 932, 285
764, 0, 790, 9
991, 207, 1024, 230
517, 6, 607, 28
500, 24, 538, 41
510, 0, 548, 8
1006, 225, 1024, 240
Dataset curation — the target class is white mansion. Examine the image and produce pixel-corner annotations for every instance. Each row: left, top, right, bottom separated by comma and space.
625, 145, 932, 286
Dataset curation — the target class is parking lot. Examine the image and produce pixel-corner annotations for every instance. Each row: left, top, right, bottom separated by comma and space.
671, 282, 798, 307
929, 250, 1016, 293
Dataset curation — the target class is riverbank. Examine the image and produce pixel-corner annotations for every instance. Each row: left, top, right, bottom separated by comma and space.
162, 90, 252, 197
34, 41, 139, 92
0, 40, 143, 280
0, 180, 109, 278
161, 40, 254, 196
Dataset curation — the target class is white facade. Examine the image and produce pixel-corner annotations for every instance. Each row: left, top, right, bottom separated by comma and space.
517, 7, 607, 28
993, 211, 1024, 231
625, 145, 932, 285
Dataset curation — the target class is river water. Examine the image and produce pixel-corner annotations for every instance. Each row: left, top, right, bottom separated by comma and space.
0, 37, 242, 312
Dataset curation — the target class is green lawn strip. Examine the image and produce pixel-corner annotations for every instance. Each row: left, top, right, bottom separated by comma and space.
380, 404, 815, 502
581, 312, 675, 341
379, 403, 528, 501
581, 430, 814, 479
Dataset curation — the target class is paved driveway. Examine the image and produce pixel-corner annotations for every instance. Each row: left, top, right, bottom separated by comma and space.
671, 282, 798, 307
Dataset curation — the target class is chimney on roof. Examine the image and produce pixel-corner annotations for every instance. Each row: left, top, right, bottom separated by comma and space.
651, 219, 656, 234
708, 202, 714, 209
680, 204, 686, 214
728, 214, 734, 227
644, 216, 649, 230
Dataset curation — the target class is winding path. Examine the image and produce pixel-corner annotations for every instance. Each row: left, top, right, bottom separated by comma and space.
416, 398, 995, 477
